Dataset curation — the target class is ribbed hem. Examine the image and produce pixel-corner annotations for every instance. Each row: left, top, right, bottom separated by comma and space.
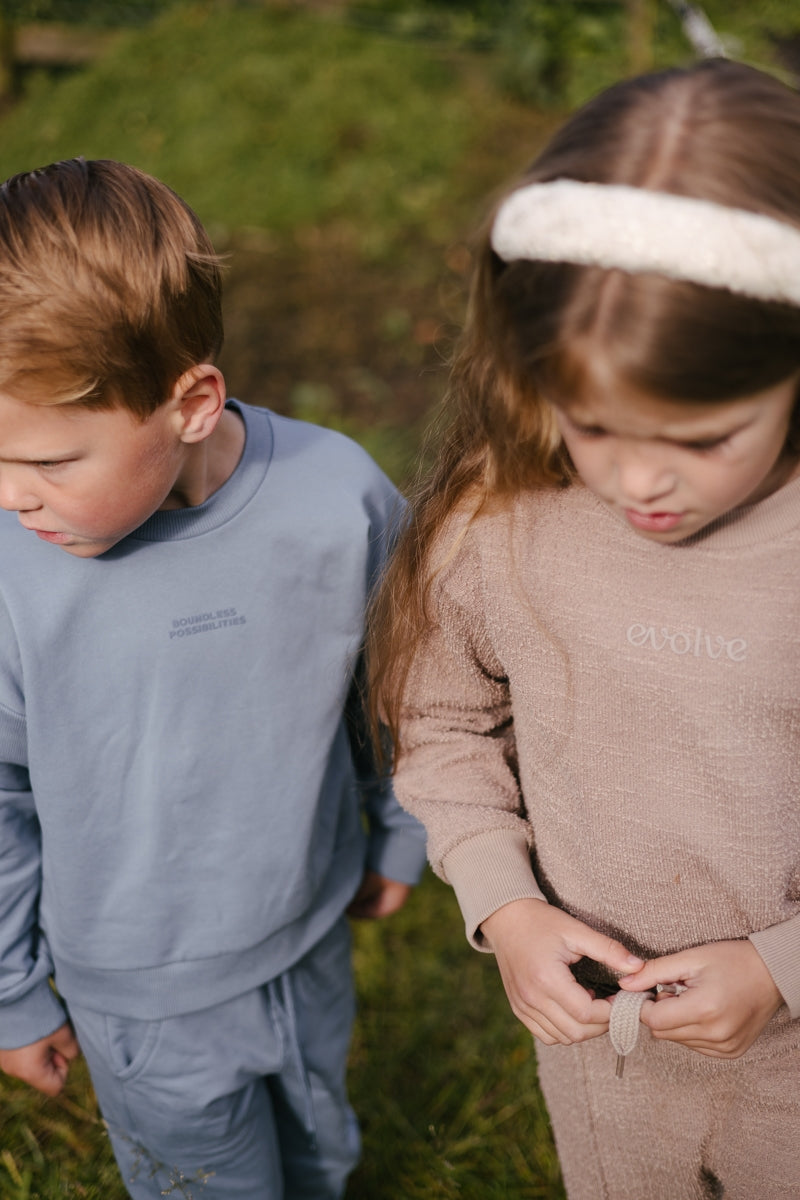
52, 839, 364, 1021
0, 977, 68, 1049
442, 828, 545, 951
0, 702, 26, 762
749, 914, 800, 1018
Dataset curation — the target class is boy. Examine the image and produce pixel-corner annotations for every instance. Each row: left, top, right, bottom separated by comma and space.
0, 158, 426, 1199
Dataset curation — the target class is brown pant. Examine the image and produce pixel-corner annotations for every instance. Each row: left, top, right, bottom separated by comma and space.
535, 1009, 800, 1199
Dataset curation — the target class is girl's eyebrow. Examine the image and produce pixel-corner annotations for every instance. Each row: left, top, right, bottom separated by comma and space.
561, 409, 755, 443
660, 419, 754, 444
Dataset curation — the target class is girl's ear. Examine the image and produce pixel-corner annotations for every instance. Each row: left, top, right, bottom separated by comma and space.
170, 364, 227, 443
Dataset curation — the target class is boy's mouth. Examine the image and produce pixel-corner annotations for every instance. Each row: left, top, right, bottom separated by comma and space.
25, 525, 71, 544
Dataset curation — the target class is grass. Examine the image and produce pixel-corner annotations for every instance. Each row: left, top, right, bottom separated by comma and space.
0, 876, 564, 1199
0, 2, 795, 1195
348, 873, 565, 1199
0, 1064, 123, 1198
0, 1, 561, 487
5, 2, 785, 256
0, 3, 496, 257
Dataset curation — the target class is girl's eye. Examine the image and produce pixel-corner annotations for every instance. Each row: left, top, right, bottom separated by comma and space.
36, 460, 63, 470
682, 436, 729, 452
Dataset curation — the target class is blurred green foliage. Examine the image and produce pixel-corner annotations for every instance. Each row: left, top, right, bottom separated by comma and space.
0, 0, 178, 26
0, 4, 485, 254
349, 0, 800, 106
289, 378, 423, 483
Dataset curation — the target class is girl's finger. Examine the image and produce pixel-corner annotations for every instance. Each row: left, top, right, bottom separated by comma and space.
618, 955, 690, 991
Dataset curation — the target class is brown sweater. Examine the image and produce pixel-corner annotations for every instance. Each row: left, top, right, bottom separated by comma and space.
395, 476, 800, 1018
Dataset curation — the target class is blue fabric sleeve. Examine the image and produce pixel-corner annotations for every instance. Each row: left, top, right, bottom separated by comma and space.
0, 749, 67, 1048
347, 679, 427, 885
349, 491, 427, 886
0, 592, 67, 1048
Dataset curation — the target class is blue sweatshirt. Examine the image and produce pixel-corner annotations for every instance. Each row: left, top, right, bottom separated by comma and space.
0, 402, 426, 1048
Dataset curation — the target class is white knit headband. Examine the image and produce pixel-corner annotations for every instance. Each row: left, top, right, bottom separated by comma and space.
490, 179, 800, 306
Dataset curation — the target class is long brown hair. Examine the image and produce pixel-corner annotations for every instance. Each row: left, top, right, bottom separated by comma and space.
369, 58, 800, 752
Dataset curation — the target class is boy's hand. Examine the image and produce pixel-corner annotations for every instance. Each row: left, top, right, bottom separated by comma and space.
0, 1022, 80, 1096
618, 939, 783, 1058
481, 899, 644, 1045
347, 869, 412, 919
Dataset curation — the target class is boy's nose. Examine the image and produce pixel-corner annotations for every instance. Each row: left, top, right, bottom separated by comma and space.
0, 475, 41, 512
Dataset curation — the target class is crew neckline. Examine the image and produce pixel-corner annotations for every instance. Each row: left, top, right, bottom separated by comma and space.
128, 401, 271, 543
574, 469, 800, 553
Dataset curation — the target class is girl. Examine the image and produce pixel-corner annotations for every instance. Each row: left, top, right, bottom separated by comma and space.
369, 59, 800, 1199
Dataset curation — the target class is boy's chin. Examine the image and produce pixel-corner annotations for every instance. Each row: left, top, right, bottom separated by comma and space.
52, 538, 117, 558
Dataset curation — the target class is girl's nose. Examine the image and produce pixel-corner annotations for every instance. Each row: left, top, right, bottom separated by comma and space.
615, 450, 676, 504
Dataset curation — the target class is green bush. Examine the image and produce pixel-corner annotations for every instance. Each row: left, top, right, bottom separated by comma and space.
0, 3, 480, 253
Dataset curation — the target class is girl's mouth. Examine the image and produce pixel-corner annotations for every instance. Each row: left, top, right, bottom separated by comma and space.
624, 509, 684, 532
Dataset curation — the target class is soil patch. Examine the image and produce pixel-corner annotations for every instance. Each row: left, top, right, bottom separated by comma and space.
216, 99, 557, 457
217, 230, 469, 444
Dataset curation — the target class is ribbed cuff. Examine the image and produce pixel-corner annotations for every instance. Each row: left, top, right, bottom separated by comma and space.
366, 825, 428, 886
0, 978, 68, 1050
749, 916, 800, 1019
442, 828, 545, 951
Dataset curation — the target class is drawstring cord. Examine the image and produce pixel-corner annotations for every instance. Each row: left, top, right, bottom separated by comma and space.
610, 983, 686, 1077
269, 972, 319, 1150
610, 990, 651, 1077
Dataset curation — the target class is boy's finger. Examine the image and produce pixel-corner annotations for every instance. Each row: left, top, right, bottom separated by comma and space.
52, 1024, 80, 1059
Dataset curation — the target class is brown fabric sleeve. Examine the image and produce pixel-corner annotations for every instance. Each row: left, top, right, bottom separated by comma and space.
749, 915, 800, 1018
442, 828, 547, 950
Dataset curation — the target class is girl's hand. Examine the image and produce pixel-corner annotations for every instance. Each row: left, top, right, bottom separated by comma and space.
618, 939, 783, 1058
0, 1022, 80, 1096
481, 899, 644, 1045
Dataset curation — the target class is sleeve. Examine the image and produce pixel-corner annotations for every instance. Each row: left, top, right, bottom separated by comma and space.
348, 473, 427, 886
0, 603, 67, 1049
749, 918, 800, 1019
347, 680, 427, 885
393, 534, 547, 949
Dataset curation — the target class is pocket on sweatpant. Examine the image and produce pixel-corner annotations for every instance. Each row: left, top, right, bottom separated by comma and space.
103, 1013, 163, 1082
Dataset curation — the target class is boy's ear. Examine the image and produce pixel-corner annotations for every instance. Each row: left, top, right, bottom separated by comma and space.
170, 364, 227, 443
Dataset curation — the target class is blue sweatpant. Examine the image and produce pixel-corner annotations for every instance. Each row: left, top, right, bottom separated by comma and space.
66, 919, 360, 1200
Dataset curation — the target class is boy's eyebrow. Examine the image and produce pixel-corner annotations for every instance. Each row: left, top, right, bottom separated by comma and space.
0, 452, 75, 463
